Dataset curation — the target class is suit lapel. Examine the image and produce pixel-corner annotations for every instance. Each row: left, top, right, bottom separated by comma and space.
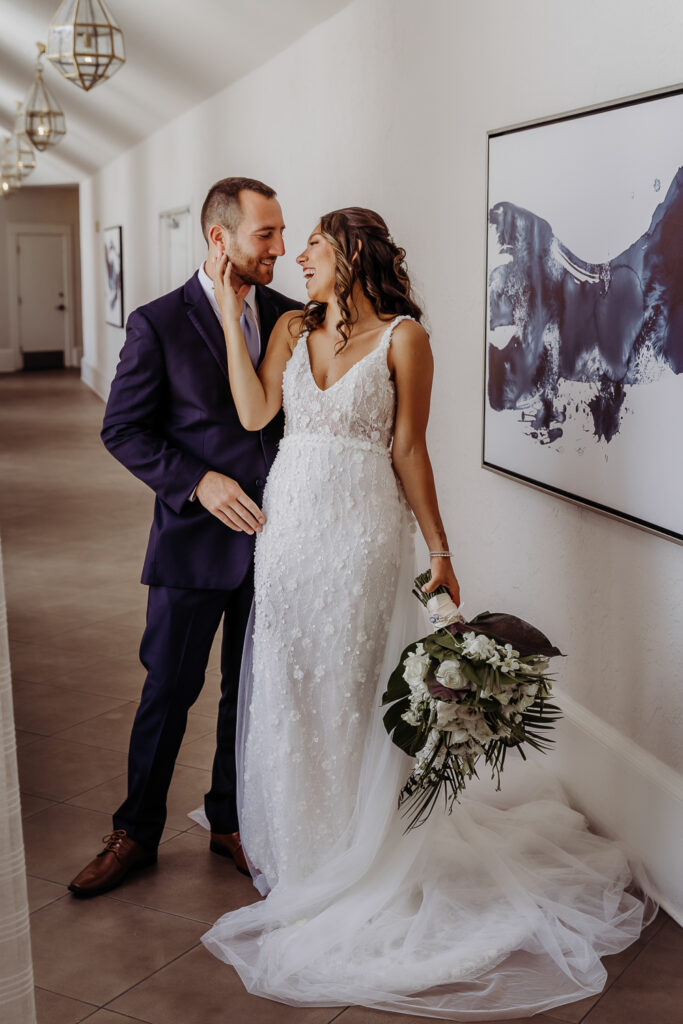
184, 271, 229, 380
185, 274, 285, 376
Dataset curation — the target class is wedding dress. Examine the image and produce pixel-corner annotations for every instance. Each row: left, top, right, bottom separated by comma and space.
200, 316, 654, 1019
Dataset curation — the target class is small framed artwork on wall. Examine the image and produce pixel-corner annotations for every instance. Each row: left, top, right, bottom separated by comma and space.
484, 85, 683, 543
104, 225, 124, 327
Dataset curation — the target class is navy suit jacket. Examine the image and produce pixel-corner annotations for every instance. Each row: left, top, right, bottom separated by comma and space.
101, 271, 302, 590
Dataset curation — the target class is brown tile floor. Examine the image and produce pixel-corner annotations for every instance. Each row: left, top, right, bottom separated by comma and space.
0, 369, 679, 1024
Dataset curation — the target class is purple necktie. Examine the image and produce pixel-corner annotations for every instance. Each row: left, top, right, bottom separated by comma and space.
241, 301, 260, 368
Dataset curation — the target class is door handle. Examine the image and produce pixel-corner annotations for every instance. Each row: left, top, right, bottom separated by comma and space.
56, 304, 66, 310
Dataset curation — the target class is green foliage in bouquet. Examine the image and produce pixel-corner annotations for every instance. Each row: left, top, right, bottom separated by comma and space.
382, 573, 563, 830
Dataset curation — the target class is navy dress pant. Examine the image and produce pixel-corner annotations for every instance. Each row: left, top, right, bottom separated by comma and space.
113, 571, 253, 850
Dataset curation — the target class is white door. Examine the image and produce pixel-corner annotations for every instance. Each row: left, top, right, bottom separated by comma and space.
16, 231, 73, 361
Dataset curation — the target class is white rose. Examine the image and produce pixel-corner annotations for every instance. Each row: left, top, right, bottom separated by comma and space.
403, 646, 431, 686
435, 701, 460, 730
435, 659, 468, 690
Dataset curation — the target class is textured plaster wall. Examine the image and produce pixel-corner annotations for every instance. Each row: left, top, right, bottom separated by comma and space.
79, 0, 683, 775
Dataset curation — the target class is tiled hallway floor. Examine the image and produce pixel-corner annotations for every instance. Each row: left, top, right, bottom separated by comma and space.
1, 370, 680, 1024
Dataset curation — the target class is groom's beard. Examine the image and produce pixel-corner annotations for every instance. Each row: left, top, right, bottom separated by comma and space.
227, 241, 276, 287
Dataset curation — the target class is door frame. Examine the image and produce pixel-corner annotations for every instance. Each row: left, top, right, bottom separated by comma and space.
5, 223, 77, 371
158, 204, 193, 294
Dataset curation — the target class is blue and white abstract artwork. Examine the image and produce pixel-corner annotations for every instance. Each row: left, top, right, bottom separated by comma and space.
484, 88, 683, 541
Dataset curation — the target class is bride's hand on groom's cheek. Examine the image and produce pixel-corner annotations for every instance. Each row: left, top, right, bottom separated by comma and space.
214, 254, 249, 322
195, 470, 266, 534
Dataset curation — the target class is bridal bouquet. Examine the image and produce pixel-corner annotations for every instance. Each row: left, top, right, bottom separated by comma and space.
382, 572, 563, 829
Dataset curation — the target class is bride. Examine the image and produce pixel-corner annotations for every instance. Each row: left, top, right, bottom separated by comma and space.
206, 207, 653, 1019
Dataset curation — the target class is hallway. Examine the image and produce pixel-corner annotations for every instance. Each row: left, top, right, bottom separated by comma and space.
0, 370, 679, 1024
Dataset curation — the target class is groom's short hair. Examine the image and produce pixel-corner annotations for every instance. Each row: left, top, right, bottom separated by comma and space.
201, 177, 277, 241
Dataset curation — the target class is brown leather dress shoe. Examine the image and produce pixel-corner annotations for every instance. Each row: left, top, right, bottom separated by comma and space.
210, 831, 250, 875
68, 830, 157, 898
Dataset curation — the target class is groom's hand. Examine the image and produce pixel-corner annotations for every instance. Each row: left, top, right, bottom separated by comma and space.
195, 471, 266, 534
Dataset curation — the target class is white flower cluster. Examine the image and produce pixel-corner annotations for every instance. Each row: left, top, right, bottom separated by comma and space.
401, 642, 433, 727
389, 614, 558, 825
460, 632, 521, 675
413, 728, 448, 780
400, 636, 552, 767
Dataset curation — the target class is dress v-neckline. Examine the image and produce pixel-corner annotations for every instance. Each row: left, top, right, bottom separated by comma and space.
304, 317, 401, 394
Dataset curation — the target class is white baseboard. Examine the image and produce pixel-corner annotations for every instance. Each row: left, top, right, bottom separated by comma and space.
0, 349, 22, 373
549, 687, 683, 925
80, 358, 109, 401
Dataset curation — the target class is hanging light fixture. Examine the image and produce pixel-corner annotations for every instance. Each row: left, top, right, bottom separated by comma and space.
46, 0, 125, 91
12, 103, 37, 180
2, 132, 36, 185
1, 176, 19, 198
19, 43, 67, 151
1, 140, 22, 197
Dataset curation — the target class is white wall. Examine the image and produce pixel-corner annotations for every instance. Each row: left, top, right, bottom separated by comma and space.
79, 0, 683, 918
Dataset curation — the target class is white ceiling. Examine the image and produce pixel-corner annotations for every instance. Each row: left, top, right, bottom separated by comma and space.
0, 0, 352, 186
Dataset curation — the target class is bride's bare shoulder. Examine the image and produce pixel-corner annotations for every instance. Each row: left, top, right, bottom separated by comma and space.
391, 318, 429, 346
272, 309, 306, 352
388, 319, 431, 373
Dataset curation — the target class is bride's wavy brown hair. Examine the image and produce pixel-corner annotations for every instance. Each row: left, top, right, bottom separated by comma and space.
294, 207, 423, 352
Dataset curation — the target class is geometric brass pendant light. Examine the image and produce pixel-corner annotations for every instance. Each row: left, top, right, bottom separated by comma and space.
0, 140, 22, 196
12, 103, 38, 180
19, 43, 67, 151
46, 0, 125, 91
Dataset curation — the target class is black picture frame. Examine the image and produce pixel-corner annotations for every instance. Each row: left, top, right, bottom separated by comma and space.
104, 224, 124, 328
483, 84, 683, 544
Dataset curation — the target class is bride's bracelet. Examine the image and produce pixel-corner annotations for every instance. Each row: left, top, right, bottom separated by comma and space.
429, 550, 454, 558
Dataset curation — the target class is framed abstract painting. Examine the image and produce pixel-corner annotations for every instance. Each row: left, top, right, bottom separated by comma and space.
104, 225, 124, 327
483, 85, 683, 543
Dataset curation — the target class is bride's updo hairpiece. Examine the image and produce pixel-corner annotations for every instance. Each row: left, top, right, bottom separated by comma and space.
296, 207, 423, 353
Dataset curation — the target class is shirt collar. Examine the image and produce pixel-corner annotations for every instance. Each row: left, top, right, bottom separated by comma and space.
198, 261, 258, 325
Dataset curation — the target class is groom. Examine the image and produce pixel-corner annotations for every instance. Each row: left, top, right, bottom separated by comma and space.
69, 177, 302, 897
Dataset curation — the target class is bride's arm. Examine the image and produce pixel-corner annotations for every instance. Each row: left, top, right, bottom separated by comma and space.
389, 320, 461, 605
214, 255, 299, 431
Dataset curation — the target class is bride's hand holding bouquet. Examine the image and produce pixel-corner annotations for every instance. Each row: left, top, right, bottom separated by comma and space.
422, 553, 461, 608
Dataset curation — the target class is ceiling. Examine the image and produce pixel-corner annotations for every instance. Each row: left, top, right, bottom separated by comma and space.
0, 0, 352, 186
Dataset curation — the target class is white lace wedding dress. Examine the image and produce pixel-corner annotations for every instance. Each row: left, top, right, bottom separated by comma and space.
201, 317, 654, 1019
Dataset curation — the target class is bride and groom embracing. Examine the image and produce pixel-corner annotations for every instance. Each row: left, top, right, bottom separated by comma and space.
70, 177, 652, 1019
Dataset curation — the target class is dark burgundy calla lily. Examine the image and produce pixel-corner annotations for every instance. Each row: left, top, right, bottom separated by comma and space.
424, 673, 470, 702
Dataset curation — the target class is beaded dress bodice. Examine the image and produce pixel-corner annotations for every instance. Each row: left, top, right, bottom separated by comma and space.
281, 315, 413, 450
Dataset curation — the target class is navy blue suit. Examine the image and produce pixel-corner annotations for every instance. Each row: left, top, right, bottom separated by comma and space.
102, 270, 301, 848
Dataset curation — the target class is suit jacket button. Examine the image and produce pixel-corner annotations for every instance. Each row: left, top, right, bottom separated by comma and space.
255, 478, 264, 488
